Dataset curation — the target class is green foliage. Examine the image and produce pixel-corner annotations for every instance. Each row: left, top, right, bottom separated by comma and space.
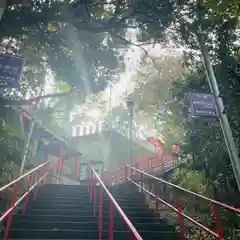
0, 0, 127, 107
121, 0, 240, 236
171, 168, 210, 195
0, 117, 22, 181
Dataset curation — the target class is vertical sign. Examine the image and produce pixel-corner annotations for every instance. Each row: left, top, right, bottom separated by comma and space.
189, 92, 217, 117
0, 54, 24, 87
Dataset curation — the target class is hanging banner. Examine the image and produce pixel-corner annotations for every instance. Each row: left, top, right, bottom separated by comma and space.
0, 54, 24, 87
189, 92, 217, 117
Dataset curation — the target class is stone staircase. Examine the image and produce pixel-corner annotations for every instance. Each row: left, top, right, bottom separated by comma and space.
7, 183, 179, 239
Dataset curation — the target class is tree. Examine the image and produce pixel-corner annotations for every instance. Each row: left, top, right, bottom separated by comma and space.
129, 0, 240, 196
0, 0, 126, 106
128, 54, 186, 147
0, 0, 180, 106
0, 106, 23, 183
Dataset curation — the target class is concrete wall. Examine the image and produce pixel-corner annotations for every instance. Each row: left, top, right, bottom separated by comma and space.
70, 130, 154, 169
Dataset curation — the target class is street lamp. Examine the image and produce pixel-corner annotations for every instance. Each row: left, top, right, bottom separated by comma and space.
126, 100, 134, 165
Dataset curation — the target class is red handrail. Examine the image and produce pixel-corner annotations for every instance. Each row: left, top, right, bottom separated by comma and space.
0, 161, 51, 193
126, 165, 240, 240
87, 163, 143, 240
103, 152, 181, 184
0, 160, 55, 240
127, 165, 240, 213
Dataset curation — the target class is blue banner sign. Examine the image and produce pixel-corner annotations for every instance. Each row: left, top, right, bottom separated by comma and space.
189, 92, 217, 117
0, 54, 24, 87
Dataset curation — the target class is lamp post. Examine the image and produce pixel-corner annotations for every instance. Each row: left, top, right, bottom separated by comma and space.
126, 100, 134, 165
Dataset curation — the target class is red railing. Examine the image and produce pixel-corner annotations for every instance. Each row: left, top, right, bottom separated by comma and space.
0, 160, 55, 240
103, 152, 181, 184
125, 165, 240, 240
86, 163, 143, 240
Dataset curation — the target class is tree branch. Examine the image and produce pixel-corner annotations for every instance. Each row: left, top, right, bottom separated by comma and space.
0, 91, 73, 106
110, 32, 158, 69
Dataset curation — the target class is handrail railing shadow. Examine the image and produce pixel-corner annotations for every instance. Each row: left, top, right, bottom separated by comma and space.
87, 163, 143, 240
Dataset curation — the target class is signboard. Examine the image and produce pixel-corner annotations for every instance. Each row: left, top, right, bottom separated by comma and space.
189, 92, 217, 117
0, 54, 24, 87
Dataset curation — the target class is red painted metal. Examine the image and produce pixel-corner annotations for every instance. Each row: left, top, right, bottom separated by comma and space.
90, 170, 93, 202
128, 166, 240, 213
34, 170, 40, 200
0, 161, 53, 240
177, 196, 184, 240
88, 163, 143, 240
86, 166, 90, 189
140, 173, 143, 193
213, 204, 223, 240
57, 146, 62, 171
93, 183, 97, 217
21, 173, 33, 215
126, 165, 240, 240
43, 154, 49, 185
75, 157, 80, 177
0, 172, 49, 224
43, 166, 47, 185
4, 181, 20, 240
60, 159, 64, 183
102, 151, 177, 184
0, 161, 50, 193
154, 183, 159, 217
98, 188, 103, 240
40, 168, 44, 186
124, 165, 128, 181
128, 178, 219, 238
109, 200, 114, 240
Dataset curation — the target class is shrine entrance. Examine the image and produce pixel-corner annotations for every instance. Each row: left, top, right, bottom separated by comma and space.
78, 160, 104, 181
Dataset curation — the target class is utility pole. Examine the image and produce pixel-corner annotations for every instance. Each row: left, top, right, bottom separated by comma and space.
197, 25, 240, 191
19, 120, 35, 175
0, 0, 6, 22
126, 100, 134, 165
19, 96, 42, 176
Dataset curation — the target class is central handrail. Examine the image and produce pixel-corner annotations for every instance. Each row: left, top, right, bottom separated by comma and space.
87, 163, 143, 240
